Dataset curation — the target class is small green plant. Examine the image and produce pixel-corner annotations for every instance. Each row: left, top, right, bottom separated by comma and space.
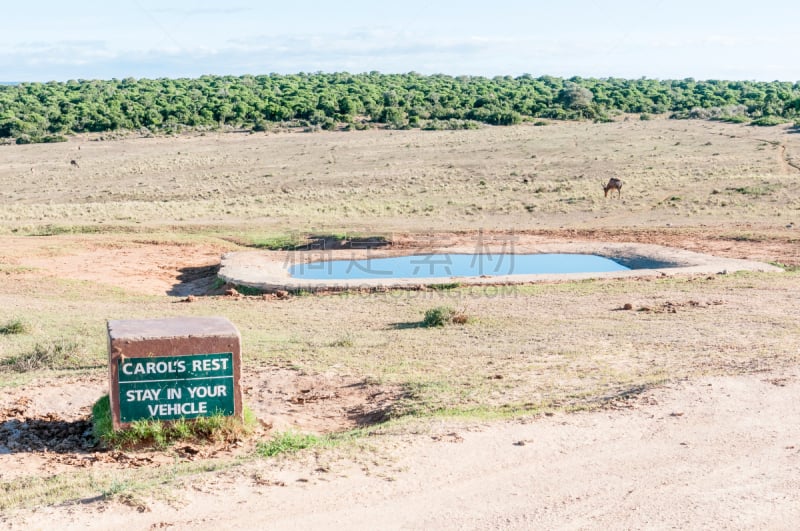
422, 306, 470, 327
91, 396, 114, 442
251, 234, 303, 250
232, 284, 264, 296
255, 431, 329, 457
0, 318, 29, 335
101, 479, 131, 498
92, 395, 257, 449
329, 333, 354, 347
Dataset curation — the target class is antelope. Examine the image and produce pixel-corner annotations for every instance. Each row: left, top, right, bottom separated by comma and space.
70, 160, 79, 168
602, 177, 622, 198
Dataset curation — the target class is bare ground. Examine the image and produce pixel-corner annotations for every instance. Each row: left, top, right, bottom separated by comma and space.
0, 365, 401, 482
4, 369, 799, 530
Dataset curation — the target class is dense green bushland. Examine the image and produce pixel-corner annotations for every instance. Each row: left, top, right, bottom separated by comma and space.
2, 73, 799, 142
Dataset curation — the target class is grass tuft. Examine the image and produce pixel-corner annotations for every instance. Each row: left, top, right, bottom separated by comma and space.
0, 339, 93, 372
428, 283, 461, 291
250, 234, 304, 250
92, 395, 257, 450
329, 333, 354, 347
232, 284, 265, 296
726, 185, 775, 197
0, 318, 29, 335
255, 431, 331, 457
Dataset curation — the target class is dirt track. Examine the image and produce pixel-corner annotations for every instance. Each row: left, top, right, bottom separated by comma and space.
6, 369, 799, 530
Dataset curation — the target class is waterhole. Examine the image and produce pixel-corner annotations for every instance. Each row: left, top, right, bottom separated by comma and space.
289, 253, 630, 280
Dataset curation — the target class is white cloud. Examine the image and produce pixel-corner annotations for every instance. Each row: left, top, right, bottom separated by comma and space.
150, 7, 254, 16
226, 29, 492, 58
2, 28, 799, 82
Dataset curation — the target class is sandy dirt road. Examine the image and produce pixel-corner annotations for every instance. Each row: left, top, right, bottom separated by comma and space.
7, 369, 799, 530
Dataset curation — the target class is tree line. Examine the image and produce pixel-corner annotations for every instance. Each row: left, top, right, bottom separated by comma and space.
2, 73, 799, 143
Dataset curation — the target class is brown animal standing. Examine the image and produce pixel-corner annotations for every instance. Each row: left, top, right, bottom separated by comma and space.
602, 178, 622, 198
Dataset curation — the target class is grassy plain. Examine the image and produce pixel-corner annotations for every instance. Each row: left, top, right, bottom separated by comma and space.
1, 117, 799, 509
2, 117, 800, 234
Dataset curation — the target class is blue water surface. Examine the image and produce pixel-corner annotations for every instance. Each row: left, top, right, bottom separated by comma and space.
289, 253, 630, 280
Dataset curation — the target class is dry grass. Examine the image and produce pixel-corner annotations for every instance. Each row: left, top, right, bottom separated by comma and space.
2, 120, 799, 409
1, 268, 797, 416
1, 119, 799, 234
1, 118, 799, 508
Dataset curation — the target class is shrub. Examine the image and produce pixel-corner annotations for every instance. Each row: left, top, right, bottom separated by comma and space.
422, 306, 470, 327
750, 116, 787, 126
423, 306, 454, 327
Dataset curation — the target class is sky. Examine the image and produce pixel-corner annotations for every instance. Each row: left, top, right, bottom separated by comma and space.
2, 0, 799, 82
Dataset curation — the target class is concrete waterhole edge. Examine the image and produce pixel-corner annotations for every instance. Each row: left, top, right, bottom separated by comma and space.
217, 242, 783, 293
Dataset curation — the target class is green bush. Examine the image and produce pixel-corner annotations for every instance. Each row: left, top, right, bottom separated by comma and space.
423, 306, 471, 326
423, 306, 454, 327
3, 74, 800, 138
750, 116, 787, 126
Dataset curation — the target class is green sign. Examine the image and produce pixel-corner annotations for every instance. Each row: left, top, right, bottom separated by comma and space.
118, 352, 234, 423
